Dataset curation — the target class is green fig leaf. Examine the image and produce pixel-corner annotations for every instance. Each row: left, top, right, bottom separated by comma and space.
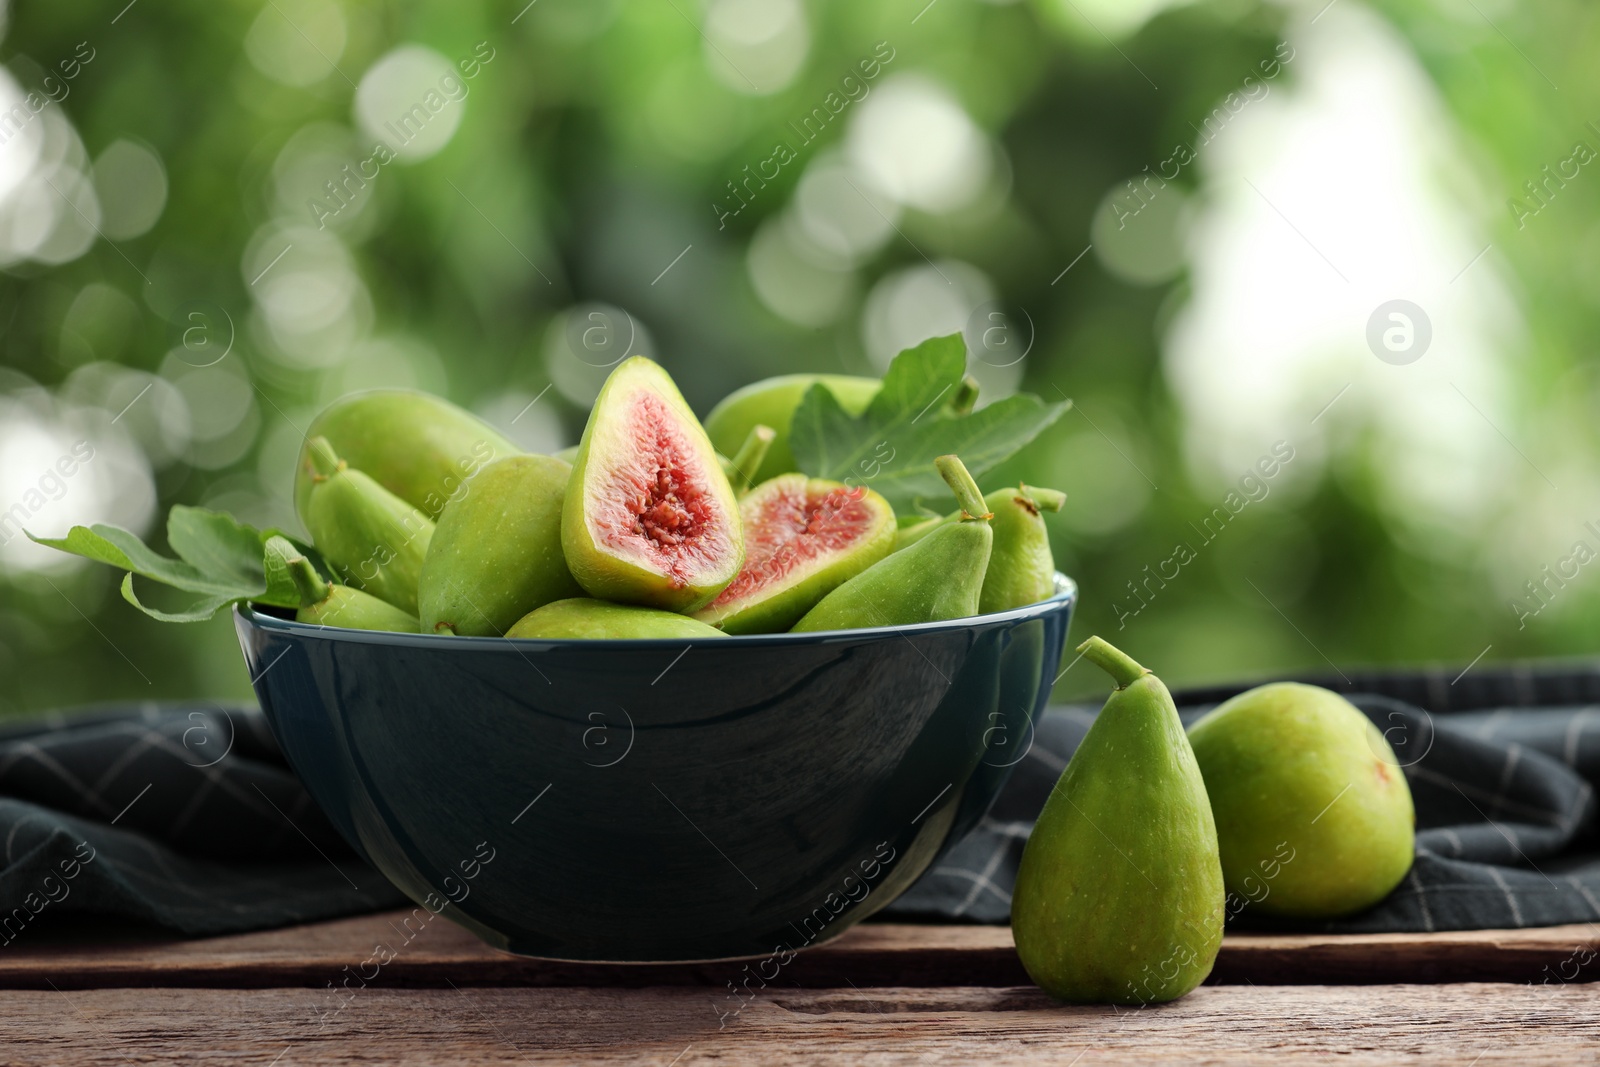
790, 334, 963, 485
120, 574, 246, 623
28, 508, 316, 621
167, 506, 266, 587
29, 524, 246, 597
864, 333, 970, 431
789, 334, 1071, 511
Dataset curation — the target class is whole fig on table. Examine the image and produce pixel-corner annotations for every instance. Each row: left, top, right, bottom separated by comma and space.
562, 357, 744, 613
418, 454, 583, 636
1011, 637, 1224, 1005
1186, 683, 1415, 918
790, 455, 992, 632
294, 389, 519, 522
302, 437, 434, 616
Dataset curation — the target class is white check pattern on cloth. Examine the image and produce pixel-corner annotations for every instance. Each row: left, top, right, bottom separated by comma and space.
0, 703, 406, 936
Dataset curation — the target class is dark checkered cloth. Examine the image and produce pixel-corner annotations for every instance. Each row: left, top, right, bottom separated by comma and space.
2, 661, 1598, 937
0, 704, 405, 938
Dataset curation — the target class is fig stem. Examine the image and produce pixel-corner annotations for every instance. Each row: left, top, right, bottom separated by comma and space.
268, 535, 331, 607
307, 436, 344, 480
1077, 636, 1150, 689
1021, 485, 1067, 512
728, 424, 775, 494
948, 375, 980, 416
935, 455, 992, 522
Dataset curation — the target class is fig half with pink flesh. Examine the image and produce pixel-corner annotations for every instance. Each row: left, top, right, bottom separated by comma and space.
562, 357, 744, 613
694, 474, 896, 634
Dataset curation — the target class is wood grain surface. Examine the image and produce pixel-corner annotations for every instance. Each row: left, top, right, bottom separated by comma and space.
9, 914, 1599, 1063
3, 911, 1597, 989
13, 983, 1598, 1065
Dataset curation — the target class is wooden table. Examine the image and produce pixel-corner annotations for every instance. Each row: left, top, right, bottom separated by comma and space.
10, 912, 1599, 1064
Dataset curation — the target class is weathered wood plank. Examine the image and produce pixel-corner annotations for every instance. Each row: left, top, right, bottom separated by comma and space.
1216, 924, 1600, 985
1, 914, 1020, 991
8, 983, 1597, 1065
6, 912, 1598, 990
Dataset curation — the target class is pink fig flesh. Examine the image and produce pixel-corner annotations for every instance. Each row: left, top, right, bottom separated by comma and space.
695, 474, 895, 633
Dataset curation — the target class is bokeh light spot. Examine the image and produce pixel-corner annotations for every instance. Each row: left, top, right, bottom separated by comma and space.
703, 0, 811, 96
245, 0, 348, 89
1091, 178, 1189, 286
848, 76, 991, 214
92, 139, 167, 240
355, 46, 468, 164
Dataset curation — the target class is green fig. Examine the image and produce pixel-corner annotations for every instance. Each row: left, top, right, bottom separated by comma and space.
295, 390, 520, 523
265, 536, 421, 632
506, 598, 727, 640
896, 484, 1066, 614
1186, 683, 1415, 918
302, 437, 434, 615
1012, 637, 1225, 1005
703, 374, 880, 484
561, 357, 744, 613
790, 455, 992, 632
298, 586, 423, 632
978, 485, 1066, 613
418, 454, 583, 636
895, 513, 942, 541
694, 474, 896, 634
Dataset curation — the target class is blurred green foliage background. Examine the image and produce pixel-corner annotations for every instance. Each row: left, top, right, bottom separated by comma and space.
0, 0, 1596, 713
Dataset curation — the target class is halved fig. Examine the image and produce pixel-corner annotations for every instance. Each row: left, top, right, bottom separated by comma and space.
562, 357, 744, 612
694, 474, 895, 633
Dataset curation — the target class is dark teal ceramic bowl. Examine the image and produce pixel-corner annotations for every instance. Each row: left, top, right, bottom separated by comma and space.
234, 574, 1076, 962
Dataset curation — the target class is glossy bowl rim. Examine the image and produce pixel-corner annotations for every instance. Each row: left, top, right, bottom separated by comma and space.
237, 572, 1077, 649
